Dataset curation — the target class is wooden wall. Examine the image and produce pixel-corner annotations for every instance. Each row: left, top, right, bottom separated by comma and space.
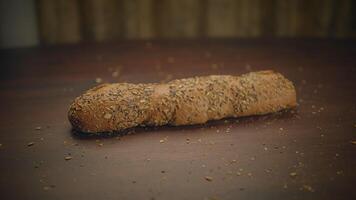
36, 0, 356, 44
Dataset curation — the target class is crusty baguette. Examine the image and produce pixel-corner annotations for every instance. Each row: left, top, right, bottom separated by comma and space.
68, 70, 296, 133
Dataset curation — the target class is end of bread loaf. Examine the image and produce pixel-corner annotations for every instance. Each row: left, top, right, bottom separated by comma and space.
235, 70, 297, 116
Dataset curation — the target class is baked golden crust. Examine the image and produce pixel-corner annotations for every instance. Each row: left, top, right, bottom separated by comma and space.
68, 70, 297, 133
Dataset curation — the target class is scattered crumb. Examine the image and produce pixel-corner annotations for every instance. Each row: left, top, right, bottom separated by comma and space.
289, 172, 297, 178
302, 185, 315, 192
95, 78, 102, 83
159, 139, 165, 143
43, 185, 55, 191
35, 126, 42, 130
64, 156, 72, 161
250, 157, 256, 161
247, 172, 252, 177
186, 138, 190, 144
98, 143, 104, 147
245, 64, 251, 71
279, 127, 284, 131
236, 172, 241, 176
34, 163, 40, 168
264, 147, 268, 151
230, 159, 237, 164
27, 142, 35, 147
161, 170, 165, 173
336, 170, 343, 175
211, 64, 218, 70
112, 70, 120, 77
225, 128, 230, 133
204, 176, 213, 182
351, 141, 356, 145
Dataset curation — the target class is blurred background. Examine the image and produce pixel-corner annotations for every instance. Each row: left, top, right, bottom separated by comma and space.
0, 0, 355, 49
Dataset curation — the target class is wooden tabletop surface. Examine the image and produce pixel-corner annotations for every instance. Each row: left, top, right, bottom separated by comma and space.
0, 39, 355, 200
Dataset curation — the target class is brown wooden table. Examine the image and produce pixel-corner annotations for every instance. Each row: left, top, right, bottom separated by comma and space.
0, 39, 355, 200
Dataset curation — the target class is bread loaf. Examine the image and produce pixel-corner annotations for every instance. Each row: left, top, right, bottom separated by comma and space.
68, 70, 296, 133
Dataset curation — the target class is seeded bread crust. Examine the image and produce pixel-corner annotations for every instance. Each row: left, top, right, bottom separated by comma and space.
68, 70, 297, 133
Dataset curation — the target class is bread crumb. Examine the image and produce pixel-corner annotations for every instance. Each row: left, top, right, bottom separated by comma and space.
204, 176, 213, 182
351, 141, 356, 145
35, 126, 41, 130
64, 156, 72, 161
289, 172, 297, 177
112, 69, 120, 77
95, 78, 102, 83
27, 142, 35, 147
245, 64, 252, 71
186, 138, 190, 144
211, 64, 218, 70
43, 185, 55, 191
159, 139, 164, 143
336, 170, 343, 175
302, 185, 314, 192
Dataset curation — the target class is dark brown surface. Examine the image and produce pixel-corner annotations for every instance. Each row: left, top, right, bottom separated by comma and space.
0, 39, 355, 200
